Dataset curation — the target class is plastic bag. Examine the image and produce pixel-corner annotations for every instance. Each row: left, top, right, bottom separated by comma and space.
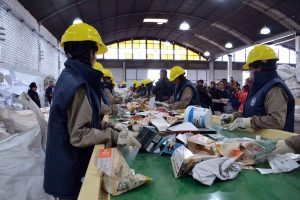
0, 93, 50, 200
97, 148, 151, 196
0, 107, 38, 134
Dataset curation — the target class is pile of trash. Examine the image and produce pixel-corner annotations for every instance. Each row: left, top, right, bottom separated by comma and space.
277, 64, 300, 97
105, 99, 300, 190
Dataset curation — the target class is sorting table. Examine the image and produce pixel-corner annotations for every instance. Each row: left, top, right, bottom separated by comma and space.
111, 127, 300, 200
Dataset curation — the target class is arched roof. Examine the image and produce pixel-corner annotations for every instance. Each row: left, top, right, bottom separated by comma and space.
19, 0, 300, 57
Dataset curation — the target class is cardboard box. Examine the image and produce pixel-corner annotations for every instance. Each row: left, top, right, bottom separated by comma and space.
187, 134, 216, 155
136, 126, 172, 153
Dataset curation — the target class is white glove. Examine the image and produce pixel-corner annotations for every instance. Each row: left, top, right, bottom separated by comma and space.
272, 140, 294, 154
114, 123, 129, 131
117, 131, 141, 149
220, 114, 235, 125
227, 118, 252, 131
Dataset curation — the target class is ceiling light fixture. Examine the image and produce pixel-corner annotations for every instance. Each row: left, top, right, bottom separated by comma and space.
179, 21, 190, 31
204, 51, 210, 57
165, 41, 172, 46
225, 42, 233, 49
260, 26, 271, 35
73, 18, 83, 25
143, 18, 168, 24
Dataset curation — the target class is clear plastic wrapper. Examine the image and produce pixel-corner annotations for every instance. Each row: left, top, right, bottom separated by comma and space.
97, 148, 151, 196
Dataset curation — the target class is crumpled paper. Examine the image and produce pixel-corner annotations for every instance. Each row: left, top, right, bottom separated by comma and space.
191, 157, 242, 186
256, 153, 300, 174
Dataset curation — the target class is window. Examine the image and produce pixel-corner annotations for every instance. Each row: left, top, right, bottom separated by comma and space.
216, 45, 296, 65
161, 41, 174, 60
147, 40, 160, 60
174, 44, 187, 60
290, 49, 296, 64
133, 40, 146, 59
242, 71, 250, 86
187, 50, 200, 61
104, 43, 118, 59
147, 69, 160, 84
277, 45, 290, 64
99, 39, 201, 61
234, 49, 246, 62
119, 41, 132, 59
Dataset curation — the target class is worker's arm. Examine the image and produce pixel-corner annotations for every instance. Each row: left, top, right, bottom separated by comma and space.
100, 98, 112, 115
233, 112, 243, 119
103, 88, 115, 104
284, 135, 300, 154
67, 87, 118, 148
251, 87, 288, 130
169, 87, 193, 110
113, 94, 123, 104
152, 80, 161, 95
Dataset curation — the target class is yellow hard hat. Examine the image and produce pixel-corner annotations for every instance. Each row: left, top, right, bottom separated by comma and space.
143, 79, 153, 85
121, 81, 126, 85
170, 66, 185, 81
102, 69, 113, 80
133, 80, 138, 85
93, 62, 104, 72
61, 23, 107, 55
135, 82, 141, 88
243, 45, 278, 70
112, 80, 117, 86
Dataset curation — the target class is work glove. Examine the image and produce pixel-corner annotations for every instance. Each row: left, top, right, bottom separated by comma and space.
117, 131, 141, 149
101, 121, 113, 130
253, 140, 277, 163
220, 114, 235, 125
154, 102, 169, 109
227, 117, 251, 131
114, 123, 129, 131
272, 140, 294, 154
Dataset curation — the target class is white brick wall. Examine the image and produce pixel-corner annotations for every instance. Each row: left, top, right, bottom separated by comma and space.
0, 0, 67, 79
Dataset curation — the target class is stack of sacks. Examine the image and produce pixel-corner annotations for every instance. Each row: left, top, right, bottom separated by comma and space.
277, 64, 300, 97
295, 104, 300, 133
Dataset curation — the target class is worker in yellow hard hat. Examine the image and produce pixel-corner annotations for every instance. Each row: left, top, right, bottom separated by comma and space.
165, 66, 199, 109
93, 61, 104, 72
121, 81, 127, 88
152, 69, 174, 102
44, 23, 140, 199
222, 45, 295, 133
138, 79, 153, 98
102, 69, 123, 104
131, 80, 138, 94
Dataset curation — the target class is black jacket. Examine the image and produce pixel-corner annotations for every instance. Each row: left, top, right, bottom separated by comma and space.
197, 86, 211, 108
153, 78, 174, 102
45, 87, 54, 104
28, 89, 41, 108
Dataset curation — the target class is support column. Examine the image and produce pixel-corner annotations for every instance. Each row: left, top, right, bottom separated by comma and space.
227, 54, 233, 82
295, 32, 300, 81
122, 61, 126, 81
208, 60, 214, 83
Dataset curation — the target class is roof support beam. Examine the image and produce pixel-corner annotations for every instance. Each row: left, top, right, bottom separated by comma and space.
211, 22, 253, 45
214, 31, 295, 58
194, 34, 227, 52
39, 0, 87, 23
243, 0, 300, 31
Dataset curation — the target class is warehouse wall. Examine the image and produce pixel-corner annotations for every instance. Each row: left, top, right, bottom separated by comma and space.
0, 0, 66, 82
